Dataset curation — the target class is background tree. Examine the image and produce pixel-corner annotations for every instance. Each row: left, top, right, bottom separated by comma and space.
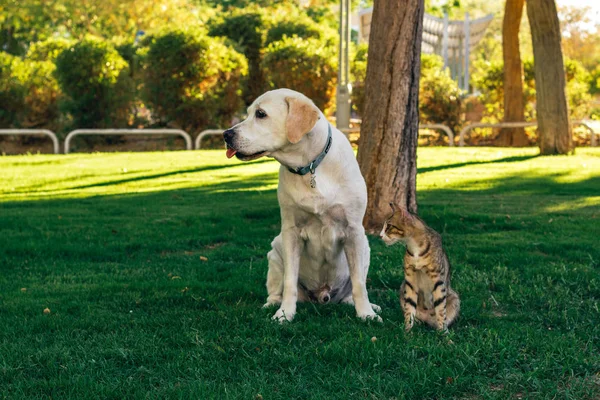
497, 0, 528, 146
526, 0, 573, 155
357, 0, 424, 232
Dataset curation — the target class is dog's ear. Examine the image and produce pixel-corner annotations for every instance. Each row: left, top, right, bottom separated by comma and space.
285, 97, 320, 144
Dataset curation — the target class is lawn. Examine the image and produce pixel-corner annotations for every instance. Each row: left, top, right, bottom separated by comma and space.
1, 147, 599, 399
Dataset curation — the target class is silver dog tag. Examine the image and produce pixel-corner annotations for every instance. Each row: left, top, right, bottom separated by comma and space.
310, 173, 317, 189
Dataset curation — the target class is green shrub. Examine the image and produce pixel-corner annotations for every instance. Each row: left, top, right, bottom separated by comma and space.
350, 43, 368, 115
20, 60, 63, 131
419, 54, 464, 134
474, 56, 591, 123
589, 65, 600, 96
352, 51, 464, 134
55, 37, 134, 129
265, 17, 324, 46
0, 53, 25, 128
0, 52, 63, 131
209, 10, 266, 105
26, 38, 74, 62
262, 36, 337, 112
564, 58, 591, 120
139, 27, 247, 132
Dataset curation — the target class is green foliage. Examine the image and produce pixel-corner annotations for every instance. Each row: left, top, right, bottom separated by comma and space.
474, 56, 592, 124
204, 0, 295, 9
419, 54, 464, 133
19, 60, 63, 131
0, 52, 63, 131
208, 10, 267, 105
352, 51, 464, 133
262, 36, 337, 112
588, 65, 600, 96
55, 36, 134, 129
139, 27, 247, 132
265, 15, 327, 46
25, 37, 74, 62
0, 53, 25, 127
350, 43, 368, 115
564, 58, 592, 120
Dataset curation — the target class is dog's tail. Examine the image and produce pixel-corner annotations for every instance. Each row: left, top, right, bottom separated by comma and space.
416, 288, 460, 328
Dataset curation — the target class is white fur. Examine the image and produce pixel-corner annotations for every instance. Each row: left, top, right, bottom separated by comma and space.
229, 89, 381, 322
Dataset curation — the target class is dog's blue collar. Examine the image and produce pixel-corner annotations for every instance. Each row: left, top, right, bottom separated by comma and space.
287, 124, 333, 176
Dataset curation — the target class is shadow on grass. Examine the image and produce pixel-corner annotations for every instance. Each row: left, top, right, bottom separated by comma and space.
1, 168, 598, 264
69, 159, 274, 191
418, 154, 539, 174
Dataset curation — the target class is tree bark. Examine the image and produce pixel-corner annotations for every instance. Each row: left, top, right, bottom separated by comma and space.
357, 0, 424, 232
526, 0, 573, 154
497, 0, 529, 147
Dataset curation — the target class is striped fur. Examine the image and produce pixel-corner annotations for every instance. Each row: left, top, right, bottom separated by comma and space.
381, 206, 460, 332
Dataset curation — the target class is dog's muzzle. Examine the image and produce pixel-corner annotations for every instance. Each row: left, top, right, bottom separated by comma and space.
223, 127, 269, 161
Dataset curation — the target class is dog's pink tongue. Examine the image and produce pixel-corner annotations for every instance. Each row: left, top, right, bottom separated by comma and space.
226, 148, 237, 159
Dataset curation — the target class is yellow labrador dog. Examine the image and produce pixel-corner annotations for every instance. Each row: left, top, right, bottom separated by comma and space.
223, 89, 381, 322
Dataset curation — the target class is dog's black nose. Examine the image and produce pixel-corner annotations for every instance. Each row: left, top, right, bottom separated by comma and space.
223, 128, 235, 144
322, 294, 330, 304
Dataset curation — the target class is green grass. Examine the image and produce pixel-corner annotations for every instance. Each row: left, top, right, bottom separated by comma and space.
1, 147, 599, 399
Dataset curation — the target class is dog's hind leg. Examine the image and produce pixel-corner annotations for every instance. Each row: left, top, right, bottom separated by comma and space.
263, 235, 284, 308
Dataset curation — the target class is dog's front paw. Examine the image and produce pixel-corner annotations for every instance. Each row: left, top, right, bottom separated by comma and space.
262, 296, 282, 308
370, 303, 382, 313
272, 307, 295, 323
357, 311, 383, 323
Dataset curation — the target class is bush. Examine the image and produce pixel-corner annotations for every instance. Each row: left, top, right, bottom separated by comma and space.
262, 36, 337, 112
209, 10, 266, 105
474, 57, 591, 124
0, 53, 25, 128
26, 38, 74, 62
564, 58, 591, 120
0, 52, 63, 131
139, 27, 247, 132
55, 37, 134, 129
265, 16, 326, 46
419, 54, 464, 134
350, 43, 368, 115
352, 51, 464, 135
589, 65, 600, 96
20, 61, 63, 131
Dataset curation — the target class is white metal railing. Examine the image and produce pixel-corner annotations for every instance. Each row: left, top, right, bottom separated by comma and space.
0, 129, 60, 154
195, 129, 225, 150
341, 125, 455, 147
458, 121, 597, 147
574, 121, 597, 147
64, 129, 192, 154
196, 125, 456, 148
420, 124, 455, 146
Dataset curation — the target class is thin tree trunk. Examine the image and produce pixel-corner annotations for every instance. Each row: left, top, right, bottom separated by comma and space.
497, 0, 529, 147
357, 0, 424, 232
526, 0, 573, 154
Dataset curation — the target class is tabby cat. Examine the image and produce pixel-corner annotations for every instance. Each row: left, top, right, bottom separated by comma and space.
380, 204, 460, 332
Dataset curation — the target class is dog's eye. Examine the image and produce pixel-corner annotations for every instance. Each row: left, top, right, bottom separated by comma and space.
255, 109, 267, 119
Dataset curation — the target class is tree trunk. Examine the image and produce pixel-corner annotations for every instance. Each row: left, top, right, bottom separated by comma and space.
526, 0, 573, 154
497, 0, 529, 147
357, 0, 424, 232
